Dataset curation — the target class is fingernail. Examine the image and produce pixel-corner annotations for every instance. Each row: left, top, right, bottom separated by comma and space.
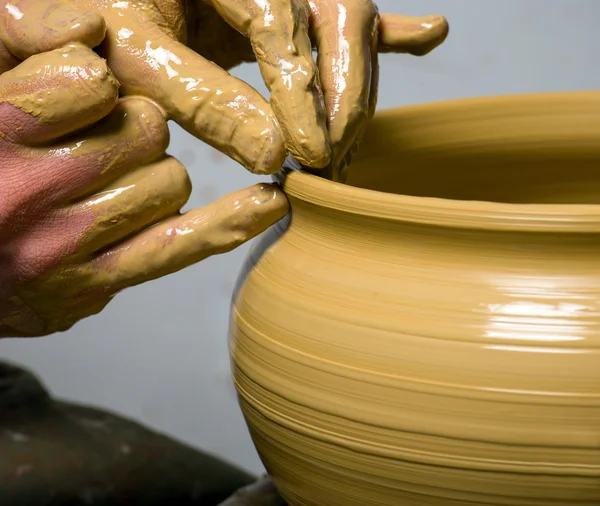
247, 183, 289, 225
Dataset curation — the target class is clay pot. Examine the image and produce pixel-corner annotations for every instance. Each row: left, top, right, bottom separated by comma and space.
229, 92, 600, 505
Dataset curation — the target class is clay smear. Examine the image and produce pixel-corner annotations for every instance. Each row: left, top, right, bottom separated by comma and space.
0, 40, 288, 336
0, 43, 119, 142
89, 0, 287, 175
86, 183, 289, 292
209, 0, 330, 168
307, 6, 449, 181
0, 0, 107, 59
1, 0, 448, 179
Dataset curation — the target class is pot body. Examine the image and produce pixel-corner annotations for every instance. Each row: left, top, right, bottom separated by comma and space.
229, 196, 600, 506
229, 94, 600, 506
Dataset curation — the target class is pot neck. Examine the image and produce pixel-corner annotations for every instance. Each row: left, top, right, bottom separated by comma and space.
287, 195, 600, 269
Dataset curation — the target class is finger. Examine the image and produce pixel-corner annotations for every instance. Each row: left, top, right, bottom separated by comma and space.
99, 8, 285, 174
25, 97, 169, 202
336, 16, 380, 183
308, 0, 378, 179
335, 13, 447, 180
4, 156, 187, 286
378, 13, 449, 55
68, 157, 191, 258
0, 0, 106, 60
84, 183, 288, 292
0, 43, 119, 145
209, 0, 331, 168
368, 34, 380, 120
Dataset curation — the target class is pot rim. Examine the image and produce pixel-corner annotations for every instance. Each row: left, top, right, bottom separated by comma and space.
277, 91, 600, 233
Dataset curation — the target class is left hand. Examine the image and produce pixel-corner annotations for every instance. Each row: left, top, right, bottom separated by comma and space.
0, 0, 448, 180
0, 42, 289, 337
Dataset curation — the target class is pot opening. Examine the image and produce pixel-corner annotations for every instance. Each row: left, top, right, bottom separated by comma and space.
345, 93, 600, 205
281, 93, 600, 231
346, 151, 600, 205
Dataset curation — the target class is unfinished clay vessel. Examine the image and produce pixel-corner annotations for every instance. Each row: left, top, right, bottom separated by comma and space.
229, 92, 600, 505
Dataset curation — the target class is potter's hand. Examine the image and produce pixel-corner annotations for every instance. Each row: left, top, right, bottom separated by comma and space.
0, 44, 288, 337
0, 0, 106, 74
1, 1, 448, 178
201, 0, 449, 179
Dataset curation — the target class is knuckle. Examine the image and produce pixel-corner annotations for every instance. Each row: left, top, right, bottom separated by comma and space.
119, 98, 169, 153
147, 157, 192, 207
164, 157, 192, 196
70, 52, 120, 103
52, 43, 113, 85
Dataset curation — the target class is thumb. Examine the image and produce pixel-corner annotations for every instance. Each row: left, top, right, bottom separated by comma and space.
0, 0, 106, 59
378, 14, 449, 56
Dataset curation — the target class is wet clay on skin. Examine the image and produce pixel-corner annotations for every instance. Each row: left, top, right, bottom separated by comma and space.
93, 0, 289, 174
202, 1, 448, 177
1, 0, 447, 178
0, 42, 288, 337
0, 0, 287, 174
0, 43, 119, 139
306, 4, 449, 181
229, 92, 600, 505
208, 0, 331, 168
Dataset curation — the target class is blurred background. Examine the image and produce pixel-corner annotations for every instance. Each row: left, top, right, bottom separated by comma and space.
2, 0, 599, 475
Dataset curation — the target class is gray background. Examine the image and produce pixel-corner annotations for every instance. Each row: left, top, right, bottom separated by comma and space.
2, 0, 599, 475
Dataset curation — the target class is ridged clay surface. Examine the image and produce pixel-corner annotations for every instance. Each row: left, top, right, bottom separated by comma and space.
229, 92, 600, 505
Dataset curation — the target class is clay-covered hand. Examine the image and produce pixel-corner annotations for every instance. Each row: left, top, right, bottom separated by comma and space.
0, 0, 448, 179
0, 43, 288, 337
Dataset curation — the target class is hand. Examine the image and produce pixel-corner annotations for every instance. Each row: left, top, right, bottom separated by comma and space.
0, 43, 288, 337
0, 0, 448, 179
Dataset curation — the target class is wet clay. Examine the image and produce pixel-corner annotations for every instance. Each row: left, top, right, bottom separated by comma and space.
0, 41, 288, 337
229, 92, 600, 505
7, 182, 287, 336
208, 0, 330, 168
193, 1, 447, 175
1, 0, 447, 177
0, 0, 107, 60
378, 14, 449, 55
346, 92, 600, 206
75, 0, 290, 174
0, 43, 119, 141
0, 0, 287, 173
306, 5, 449, 180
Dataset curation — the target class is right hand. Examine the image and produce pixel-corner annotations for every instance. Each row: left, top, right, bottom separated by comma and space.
0, 43, 288, 337
1, 0, 448, 179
